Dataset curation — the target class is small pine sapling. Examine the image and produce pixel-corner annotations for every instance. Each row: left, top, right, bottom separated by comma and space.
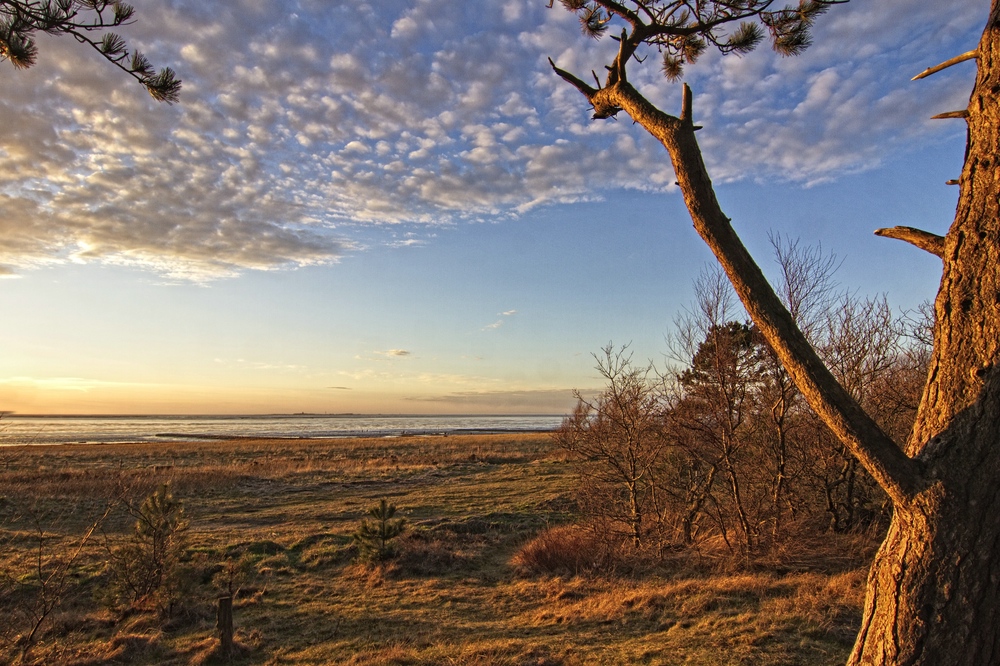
352, 499, 405, 563
105, 483, 188, 612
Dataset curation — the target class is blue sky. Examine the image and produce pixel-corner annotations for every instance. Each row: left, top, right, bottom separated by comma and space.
0, 0, 983, 414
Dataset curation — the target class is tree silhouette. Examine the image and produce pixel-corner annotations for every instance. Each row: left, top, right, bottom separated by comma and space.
0, 0, 180, 102
548, 1, 1000, 663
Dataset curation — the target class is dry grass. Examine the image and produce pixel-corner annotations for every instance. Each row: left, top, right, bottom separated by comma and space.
511, 525, 608, 576
0, 433, 867, 665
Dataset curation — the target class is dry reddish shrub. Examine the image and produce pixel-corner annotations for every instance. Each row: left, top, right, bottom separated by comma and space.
511, 525, 605, 575
394, 531, 467, 576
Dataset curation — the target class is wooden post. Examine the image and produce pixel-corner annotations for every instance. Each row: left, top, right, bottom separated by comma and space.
217, 595, 234, 658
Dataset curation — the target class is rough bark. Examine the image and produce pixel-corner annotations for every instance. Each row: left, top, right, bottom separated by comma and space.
550, 0, 1000, 662
848, 3, 1000, 663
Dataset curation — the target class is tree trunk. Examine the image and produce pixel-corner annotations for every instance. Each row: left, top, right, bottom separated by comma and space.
848, 3, 1000, 662
722, 438, 754, 556
628, 479, 642, 547
850, 405, 1000, 664
551, 1, 1000, 661
681, 460, 717, 544
769, 384, 790, 542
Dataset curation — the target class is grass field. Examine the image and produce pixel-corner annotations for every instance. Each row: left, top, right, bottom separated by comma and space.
0, 434, 867, 665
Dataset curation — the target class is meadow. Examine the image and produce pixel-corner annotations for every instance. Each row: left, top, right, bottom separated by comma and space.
0, 434, 868, 665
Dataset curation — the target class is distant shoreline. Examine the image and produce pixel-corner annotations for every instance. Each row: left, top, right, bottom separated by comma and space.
0, 414, 565, 447
151, 427, 558, 441
2, 412, 564, 419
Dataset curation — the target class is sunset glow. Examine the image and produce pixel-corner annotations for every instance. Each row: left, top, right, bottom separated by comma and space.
0, 0, 982, 415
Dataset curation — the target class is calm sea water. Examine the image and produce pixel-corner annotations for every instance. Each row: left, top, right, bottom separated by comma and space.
0, 414, 564, 446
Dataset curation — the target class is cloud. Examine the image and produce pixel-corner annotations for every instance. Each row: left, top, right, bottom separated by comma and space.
378, 349, 412, 358
211, 358, 307, 372
0, 376, 151, 392
406, 388, 578, 412
483, 308, 518, 330
0, 0, 983, 278
327, 386, 352, 390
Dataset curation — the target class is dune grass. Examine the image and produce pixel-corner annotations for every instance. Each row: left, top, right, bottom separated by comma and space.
0, 433, 865, 665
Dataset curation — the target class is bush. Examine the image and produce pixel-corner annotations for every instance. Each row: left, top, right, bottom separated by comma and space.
511, 525, 606, 575
393, 530, 467, 576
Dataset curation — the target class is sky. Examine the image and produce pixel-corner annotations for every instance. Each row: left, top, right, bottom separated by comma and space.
0, 0, 986, 415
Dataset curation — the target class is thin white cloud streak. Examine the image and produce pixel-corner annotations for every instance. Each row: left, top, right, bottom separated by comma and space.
483, 308, 517, 330
359, 350, 413, 362
405, 388, 578, 413
0, 0, 984, 278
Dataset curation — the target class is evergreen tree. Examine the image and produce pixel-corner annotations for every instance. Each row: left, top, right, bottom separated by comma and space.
353, 499, 405, 563
106, 483, 188, 609
0, 0, 179, 101
546, 1, 1000, 662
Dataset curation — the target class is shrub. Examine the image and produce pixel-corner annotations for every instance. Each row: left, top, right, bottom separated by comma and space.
212, 552, 258, 600
511, 525, 605, 575
393, 530, 466, 576
352, 499, 405, 563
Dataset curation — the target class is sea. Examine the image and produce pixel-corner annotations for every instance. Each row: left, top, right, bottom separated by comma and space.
0, 414, 564, 446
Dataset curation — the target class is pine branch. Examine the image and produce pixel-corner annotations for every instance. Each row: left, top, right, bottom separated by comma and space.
0, 0, 180, 102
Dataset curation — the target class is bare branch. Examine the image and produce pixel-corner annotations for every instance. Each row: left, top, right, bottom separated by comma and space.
874, 226, 945, 259
615, 27, 628, 83
593, 0, 645, 28
681, 81, 692, 123
549, 56, 623, 119
548, 56, 597, 98
931, 110, 970, 120
547, 0, 925, 505
591, 81, 924, 503
912, 50, 978, 80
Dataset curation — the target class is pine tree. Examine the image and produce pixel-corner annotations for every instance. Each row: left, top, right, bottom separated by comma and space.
106, 482, 188, 609
0, 0, 180, 101
352, 499, 405, 563
546, 1, 1000, 662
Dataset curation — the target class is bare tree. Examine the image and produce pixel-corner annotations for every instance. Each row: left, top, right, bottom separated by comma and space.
0, 0, 180, 101
547, 1, 1000, 662
556, 344, 667, 547
761, 235, 839, 541
0, 496, 118, 664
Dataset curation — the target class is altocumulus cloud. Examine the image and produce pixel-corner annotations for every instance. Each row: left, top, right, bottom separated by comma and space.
0, 0, 983, 278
